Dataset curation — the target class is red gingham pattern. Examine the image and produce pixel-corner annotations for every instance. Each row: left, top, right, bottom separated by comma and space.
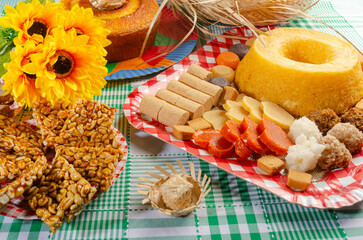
0, 120, 128, 219
124, 27, 363, 209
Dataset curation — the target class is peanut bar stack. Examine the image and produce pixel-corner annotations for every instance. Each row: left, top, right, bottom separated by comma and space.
55, 146, 123, 194
25, 157, 97, 233
57, 100, 121, 149
0, 156, 47, 209
32, 101, 71, 148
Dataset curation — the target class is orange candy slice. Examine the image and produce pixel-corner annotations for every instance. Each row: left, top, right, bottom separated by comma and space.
193, 130, 221, 149
193, 129, 234, 158
208, 134, 234, 158
220, 120, 241, 143
239, 117, 268, 154
234, 138, 253, 159
257, 118, 294, 155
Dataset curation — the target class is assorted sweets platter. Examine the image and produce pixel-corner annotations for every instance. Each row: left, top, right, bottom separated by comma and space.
124, 26, 363, 209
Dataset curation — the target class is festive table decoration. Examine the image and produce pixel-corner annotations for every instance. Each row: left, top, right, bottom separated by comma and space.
138, 160, 211, 217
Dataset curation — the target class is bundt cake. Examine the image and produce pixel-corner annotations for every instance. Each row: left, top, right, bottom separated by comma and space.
235, 28, 363, 117
62, 0, 160, 62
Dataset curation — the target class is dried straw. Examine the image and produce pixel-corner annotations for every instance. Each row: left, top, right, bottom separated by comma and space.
138, 0, 318, 64
139, 0, 362, 64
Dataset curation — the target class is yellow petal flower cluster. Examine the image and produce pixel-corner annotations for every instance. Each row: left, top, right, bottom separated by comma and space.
0, 0, 64, 45
2, 41, 44, 107
60, 4, 111, 55
0, 0, 109, 108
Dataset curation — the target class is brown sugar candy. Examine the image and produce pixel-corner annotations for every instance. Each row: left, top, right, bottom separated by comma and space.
307, 108, 340, 134
341, 107, 363, 132
287, 169, 312, 191
318, 135, 352, 170
257, 155, 285, 176
173, 125, 195, 140
219, 86, 239, 104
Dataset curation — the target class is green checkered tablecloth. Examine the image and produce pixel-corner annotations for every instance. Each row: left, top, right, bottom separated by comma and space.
1, 0, 363, 239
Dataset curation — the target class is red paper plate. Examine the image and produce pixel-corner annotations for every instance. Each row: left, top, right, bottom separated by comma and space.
124, 27, 363, 209
0, 119, 128, 219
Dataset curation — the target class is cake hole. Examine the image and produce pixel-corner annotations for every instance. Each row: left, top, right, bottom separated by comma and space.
281, 39, 335, 65
27, 19, 47, 38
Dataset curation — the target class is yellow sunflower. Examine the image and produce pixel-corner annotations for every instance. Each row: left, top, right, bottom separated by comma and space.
2, 41, 44, 107
60, 4, 111, 56
30, 27, 107, 106
0, 0, 64, 46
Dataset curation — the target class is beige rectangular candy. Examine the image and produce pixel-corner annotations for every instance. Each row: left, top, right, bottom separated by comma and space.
179, 72, 223, 106
187, 118, 211, 131
166, 80, 213, 111
257, 155, 285, 176
187, 64, 213, 81
287, 169, 312, 191
139, 94, 165, 120
158, 101, 190, 127
155, 89, 204, 119
173, 125, 195, 140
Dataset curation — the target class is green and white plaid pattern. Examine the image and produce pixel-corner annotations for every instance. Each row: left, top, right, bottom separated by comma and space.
1, 0, 363, 239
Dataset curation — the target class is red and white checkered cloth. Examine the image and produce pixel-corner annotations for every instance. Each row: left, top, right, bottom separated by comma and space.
124, 27, 363, 209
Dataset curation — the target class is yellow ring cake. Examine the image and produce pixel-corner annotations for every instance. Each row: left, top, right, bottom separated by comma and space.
235, 28, 363, 117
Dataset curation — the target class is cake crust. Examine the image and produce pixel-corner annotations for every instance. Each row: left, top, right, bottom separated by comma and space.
62, 0, 160, 62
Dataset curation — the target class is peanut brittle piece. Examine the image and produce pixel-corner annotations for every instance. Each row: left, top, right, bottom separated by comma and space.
0, 154, 41, 183
0, 156, 47, 209
0, 115, 44, 155
0, 115, 18, 134
26, 157, 97, 233
57, 100, 120, 149
33, 101, 71, 147
55, 146, 123, 194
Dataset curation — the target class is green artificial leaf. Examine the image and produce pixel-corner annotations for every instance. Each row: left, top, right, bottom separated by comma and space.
0, 49, 11, 77
0, 27, 17, 46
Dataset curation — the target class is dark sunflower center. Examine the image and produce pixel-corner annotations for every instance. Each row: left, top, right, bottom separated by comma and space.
27, 19, 47, 38
47, 51, 74, 79
53, 56, 72, 75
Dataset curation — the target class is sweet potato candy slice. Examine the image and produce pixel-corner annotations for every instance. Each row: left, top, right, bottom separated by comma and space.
257, 118, 293, 155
